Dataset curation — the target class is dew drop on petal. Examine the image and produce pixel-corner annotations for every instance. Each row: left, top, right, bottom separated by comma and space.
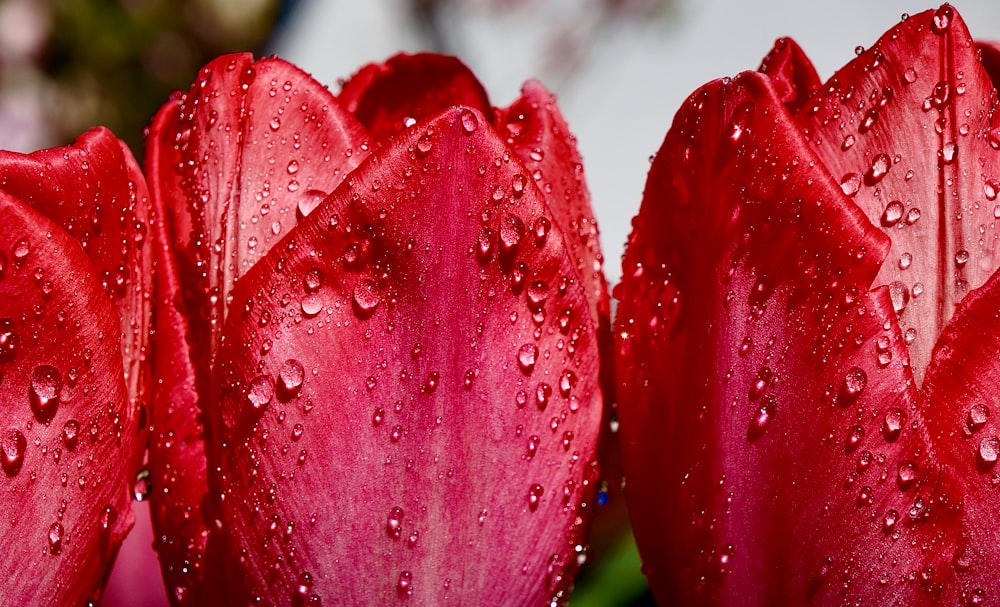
29, 365, 61, 422
979, 436, 1000, 468
517, 344, 538, 374
247, 375, 274, 411
279, 359, 305, 396
1, 428, 26, 475
881, 201, 904, 227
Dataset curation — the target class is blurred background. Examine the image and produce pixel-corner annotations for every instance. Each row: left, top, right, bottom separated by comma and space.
3, 0, 999, 605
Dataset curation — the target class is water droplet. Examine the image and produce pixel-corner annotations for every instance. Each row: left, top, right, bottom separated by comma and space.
748, 396, 775, 439
559, 370, 577, 398
526, 280, 548, 312
903, 68, 918, 84
856, 485, 874, 508
979, 436, 1000, 467
12, 239, 29, 262
416, 134, 433, 156
286, 160, 300, 175
865, 153, 891, 184
841, 134, 856, 151
270, 117, 281, 130
941, 142, 958, 164
968, 403, 990, 432
0, 318, 17, 362
532, 217, 550, 247
888, 281, 910, 314
528, 484, 544, 511
279, 359, 305, 397
840, 367, 867, 404
905, 208, 921, 225
352, 279, 380, 318
881, 200, 904, 227
931, 81, 951, 108
859, 108, 878, 134
517, 343, 538, 374
386, 507, 404, 540
749, 367, 772, 400
303, 268, 324, 294
931, 5, 952, 32
460, 109, 479, 133
898, 252, 912, 270
985, 179, 1000, 201
372, 407, 384, 427
1, 428, 26, 475
897, 460, 918, 489
527, 435, 539, 458
247, 375, 274, 411
882, 509, 899, 533
297, 190, 328, 220
396, 571, 412, 597
48, 522, 64, 555
29, 365, 61, 422
536, 383, 552, 410
62, 419, 79, 450
846, 425, 865, 451
883, 408, 904, 441
499, 214, 525, 255
955, 249, 970, 268
840, 173, 861, 196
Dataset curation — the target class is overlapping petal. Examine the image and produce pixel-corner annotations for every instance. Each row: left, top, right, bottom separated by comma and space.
212, 107, 602, 605
615, 68, 960, 605
146, 53, 371, 604
148, 52, 605, 605
0, 190, 136, 604
780, 6, 1000, 382
616, 4, 1000, 605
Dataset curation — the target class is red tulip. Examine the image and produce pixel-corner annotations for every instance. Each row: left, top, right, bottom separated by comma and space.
146, 52, 608, 605
0, 129, 151, 603
615, 5, 1000, 605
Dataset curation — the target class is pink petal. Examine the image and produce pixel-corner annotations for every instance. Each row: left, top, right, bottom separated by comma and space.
0, 128, 153, 473
494, 80, 609, 328
0, 191, 137, 604
921, 268, 1000, 603
787, 6, 1000, 382
758, 36, 822, 111
210, 107, 603, 605
339, 53, 492, 144
614, 71, 960, 605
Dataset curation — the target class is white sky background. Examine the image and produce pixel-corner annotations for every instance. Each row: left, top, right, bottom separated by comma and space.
272, 0, 1000, 286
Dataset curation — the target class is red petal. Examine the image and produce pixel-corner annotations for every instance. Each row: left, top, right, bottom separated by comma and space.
614, 72, 960, 605
921, 269, 1000, 603
0, 128, 153, 472
757, 37, 822, 111
977, 41, 1000, 90
494, 80, 609, 328
338, 53, 492, 144
150, 53, 369, 369
0, 191, 136, 604
142, 98, 223, 606
788, 6, 1000, 382
144, 56, 370, 603
211, 108, 603, 604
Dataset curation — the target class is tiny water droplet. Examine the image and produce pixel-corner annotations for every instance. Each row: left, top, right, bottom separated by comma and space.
460, 109, 479, 133
48, 522, 64, 555
386, 507, 404, 540
528, 484, 544, 511
352, 279, 380, 318
279, 359, 305, 396
979, 436, 1000, 467
881, 201, 904, 227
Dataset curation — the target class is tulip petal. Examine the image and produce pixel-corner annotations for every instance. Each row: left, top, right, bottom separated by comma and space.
757, 37, 822, 111
977, 41, 1000, 89
921, 269, 1000, 603
150, 53, 369, 367
494, 80, 609, 328
0, 128, 152, 472
338, 53, 493, 144
211, 107, 602, 605
145, 56, 371, 603
0, 191, 136, 604
787, 7, 1000, 382
614, 71, 960, 605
